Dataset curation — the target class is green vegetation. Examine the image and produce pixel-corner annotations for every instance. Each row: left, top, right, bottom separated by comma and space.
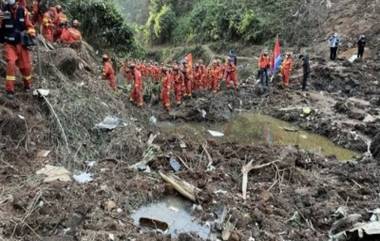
41, 0, 144, 57
130, 0, 305, 46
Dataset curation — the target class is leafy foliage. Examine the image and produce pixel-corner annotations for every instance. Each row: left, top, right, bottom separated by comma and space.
113, 0, 150, 25
41, 0, 143, 57
141, 0, 304, 46
145, 3, 177, 44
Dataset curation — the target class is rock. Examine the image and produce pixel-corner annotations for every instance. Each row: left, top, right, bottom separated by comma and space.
46, 48, 80, 77
370, 133, 380, 161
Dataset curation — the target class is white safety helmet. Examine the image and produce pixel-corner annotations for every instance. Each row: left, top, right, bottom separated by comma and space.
7, 0, 16, 5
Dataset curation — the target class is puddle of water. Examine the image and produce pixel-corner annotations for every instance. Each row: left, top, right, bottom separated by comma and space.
158, 113, 358, 161
131, 196, 210, 239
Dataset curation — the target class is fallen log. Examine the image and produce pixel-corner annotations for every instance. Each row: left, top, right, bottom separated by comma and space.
159, 171, 200, 202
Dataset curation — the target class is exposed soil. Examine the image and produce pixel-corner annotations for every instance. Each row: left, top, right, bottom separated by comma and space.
1, 20, 380, 241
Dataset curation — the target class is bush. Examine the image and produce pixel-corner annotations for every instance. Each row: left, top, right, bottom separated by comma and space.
141, 0, 304, 46
39, 0, 143, 57
145, 3, 177, 44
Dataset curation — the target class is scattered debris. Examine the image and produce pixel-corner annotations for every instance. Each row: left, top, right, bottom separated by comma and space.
149, 116, 157, 126
139, 217, 169, 232
33, 89, 50, 97
73, 171, 93, 184
36, 165, 71, 183
36, 150, 51, 158
222, 221, 235, 241
85, 160, 96, 168
348, 55, 358, 63
208, 130, 224, 137
129, 144, 161, 170
95, 116, 123, 130
169, 157, 182, 172
159, 172, 200, 202
179, 140, 187, 149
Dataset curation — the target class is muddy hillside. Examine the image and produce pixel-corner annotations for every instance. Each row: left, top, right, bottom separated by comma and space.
1, 0, 380, 241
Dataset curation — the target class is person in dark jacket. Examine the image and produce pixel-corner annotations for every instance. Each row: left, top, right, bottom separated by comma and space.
357, 35, 366, 59
299, 54, 310, 91
328, 33, 340, 60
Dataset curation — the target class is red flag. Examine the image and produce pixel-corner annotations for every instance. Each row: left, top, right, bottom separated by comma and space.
272, 36, 282, 73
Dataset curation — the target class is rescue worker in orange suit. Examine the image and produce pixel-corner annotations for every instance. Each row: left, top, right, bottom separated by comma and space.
225, 57, 238, 92
0, 0, 36, 98
198, 60, 207, 90
53, 5, 67, 41
152, 63, 161, 82
182, 61, 193, 97
42, 8, 54, 42
102, 54, 116, 91
160, 67, 172, 111
59, 19, 82, 44
193, 63, 202, 91
129, 64, 144, 107
121, 60, 133, 84
210, 60, 220, 93
172, 65, 185, 105
258, 52, 270, 87
280, 53, 293, 88
216, 60, 225, 89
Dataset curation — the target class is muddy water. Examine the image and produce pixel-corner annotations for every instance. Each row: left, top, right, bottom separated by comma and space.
158, 113, 358, 160
131, 196, 210, 238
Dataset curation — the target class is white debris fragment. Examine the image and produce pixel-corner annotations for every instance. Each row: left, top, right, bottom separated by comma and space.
73, 171, 93, 184
208, 130, 224, 137
95, 116, 122, 130
33, 89, 50, 97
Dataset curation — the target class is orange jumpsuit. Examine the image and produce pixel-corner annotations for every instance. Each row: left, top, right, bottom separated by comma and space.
130, 68, 144, 107
199, 65, 207, 89
193, 67, 202, 91
173, 71, 185, 105
54, 11, 67, 40
182, 68, 193, 97
281, 57, 293, 87
210, 66, 220, 93
2, 4, 36, 94
152, 65, 161, 82
161, 72, 172, 111
258, 54, 270, 69
60, 27, 82, 44
103, 60, 116, 91
217, 64, 225, 86
122, 63, 133, 84
225, 63, 238, 90
42, 11, 54, 42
